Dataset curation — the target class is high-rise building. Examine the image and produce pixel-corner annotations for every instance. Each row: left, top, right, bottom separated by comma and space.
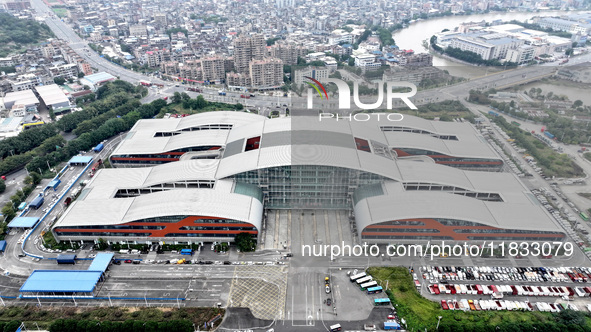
154, 13, 167, 27
201, 57, 226, 81
233, 34, 266, 73
268, 43, 308, 65
249, 58, 283, 89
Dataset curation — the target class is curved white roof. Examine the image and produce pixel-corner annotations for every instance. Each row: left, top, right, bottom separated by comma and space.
111, 111, 264, 156
354, 181, 562, 234
55, 185, 263, 230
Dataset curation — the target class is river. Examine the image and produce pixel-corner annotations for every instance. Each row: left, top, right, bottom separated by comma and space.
392, 11, 576, 78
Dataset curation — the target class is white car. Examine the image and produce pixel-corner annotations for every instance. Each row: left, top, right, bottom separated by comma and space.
325, 285, 331, 294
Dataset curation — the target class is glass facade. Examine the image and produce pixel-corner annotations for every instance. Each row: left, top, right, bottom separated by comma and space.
233, 165, 386, 209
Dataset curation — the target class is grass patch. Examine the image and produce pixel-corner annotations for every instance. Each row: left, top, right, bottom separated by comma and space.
368, 266, 591, 331
51, 7, 68, 17
578, 192, 591, 200
584, 152, 591, 162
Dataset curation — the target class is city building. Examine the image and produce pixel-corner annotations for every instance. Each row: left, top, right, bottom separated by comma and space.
201, 57, 226, 82
534, 17, 591, 35
2, 89, 39, 112
2, 0, 30, 12
248, 57, 283, 89
35, 84, 71, 114
233, 34, 266, 74
448, 33, 524, 61
354, 54, 381, 71
49, 112, 561, 245
79, 72, 116, 91
268, 43, 308, 65
505, 45, 535, 64
129, 24, 148, 38
293, 66, 330, 85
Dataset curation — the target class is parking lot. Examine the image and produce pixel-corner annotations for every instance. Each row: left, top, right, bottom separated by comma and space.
418, 264, 591, 314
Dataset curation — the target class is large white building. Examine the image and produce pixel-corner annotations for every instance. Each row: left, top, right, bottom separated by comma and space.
449, 33, 524, 61
505, 45, 535, 65
52, 112, 565, 245
354, 54, 381, 71
534, 17, 591, 36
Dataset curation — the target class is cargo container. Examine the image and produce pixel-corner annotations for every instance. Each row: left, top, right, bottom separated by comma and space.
544, 131, 555, 139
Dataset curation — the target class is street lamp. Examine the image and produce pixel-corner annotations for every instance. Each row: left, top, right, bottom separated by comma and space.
436, 316, 442, 330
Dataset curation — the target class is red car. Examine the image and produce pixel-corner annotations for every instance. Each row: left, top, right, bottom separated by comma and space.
163, 96, 168, 100
124, 259, 132, 263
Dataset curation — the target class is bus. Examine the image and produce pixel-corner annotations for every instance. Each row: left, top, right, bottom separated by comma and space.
581, 212, 589, 221
367, 286, 383, 294
356, 276, 373, 285
360, 281, 378, 290
350, 272, 366, 282
329, 324, 342, 332
374, 298, 391, 306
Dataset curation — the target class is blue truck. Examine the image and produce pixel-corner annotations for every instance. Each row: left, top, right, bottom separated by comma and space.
57, 254, 77, 264
384, 321, 401, 330
544, 131, 555, 139
29, 194, 44, 210
93, 143, 104, 152
488, 110, 499, 117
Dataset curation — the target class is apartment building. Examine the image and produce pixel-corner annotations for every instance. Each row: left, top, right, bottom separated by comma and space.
354, 54, 381, 71
48, 63, 79, 78
293, 66, 330, 85
129, 24, 148, 38
268, 43, 308, 65
233, 34, 266, 73
249, 58, 283, 89
201, 57, 226, 81
504, 45, 535, 65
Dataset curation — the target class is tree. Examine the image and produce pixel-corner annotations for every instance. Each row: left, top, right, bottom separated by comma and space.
171, 91, 182, 104
53, 77, 66, 85
77, 71, 85, 78
235, 232, 256, 252
0, 180, 5, 194
573, 100, 583, 108
234, 103, 243, 110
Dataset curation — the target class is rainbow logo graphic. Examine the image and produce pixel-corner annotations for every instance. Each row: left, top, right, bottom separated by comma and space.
304, 76, 329, 100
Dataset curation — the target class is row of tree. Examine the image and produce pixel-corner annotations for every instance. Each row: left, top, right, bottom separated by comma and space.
0, 82, 140, 176
49, 319, 194, 332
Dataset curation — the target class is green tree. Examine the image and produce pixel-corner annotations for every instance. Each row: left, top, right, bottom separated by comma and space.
171, 91, 182, 104
53, 77, 66, 85
235, 232, 256, 252
235, 103, 244, 110
573, 100, 583, 108
0, 180, 5, 194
